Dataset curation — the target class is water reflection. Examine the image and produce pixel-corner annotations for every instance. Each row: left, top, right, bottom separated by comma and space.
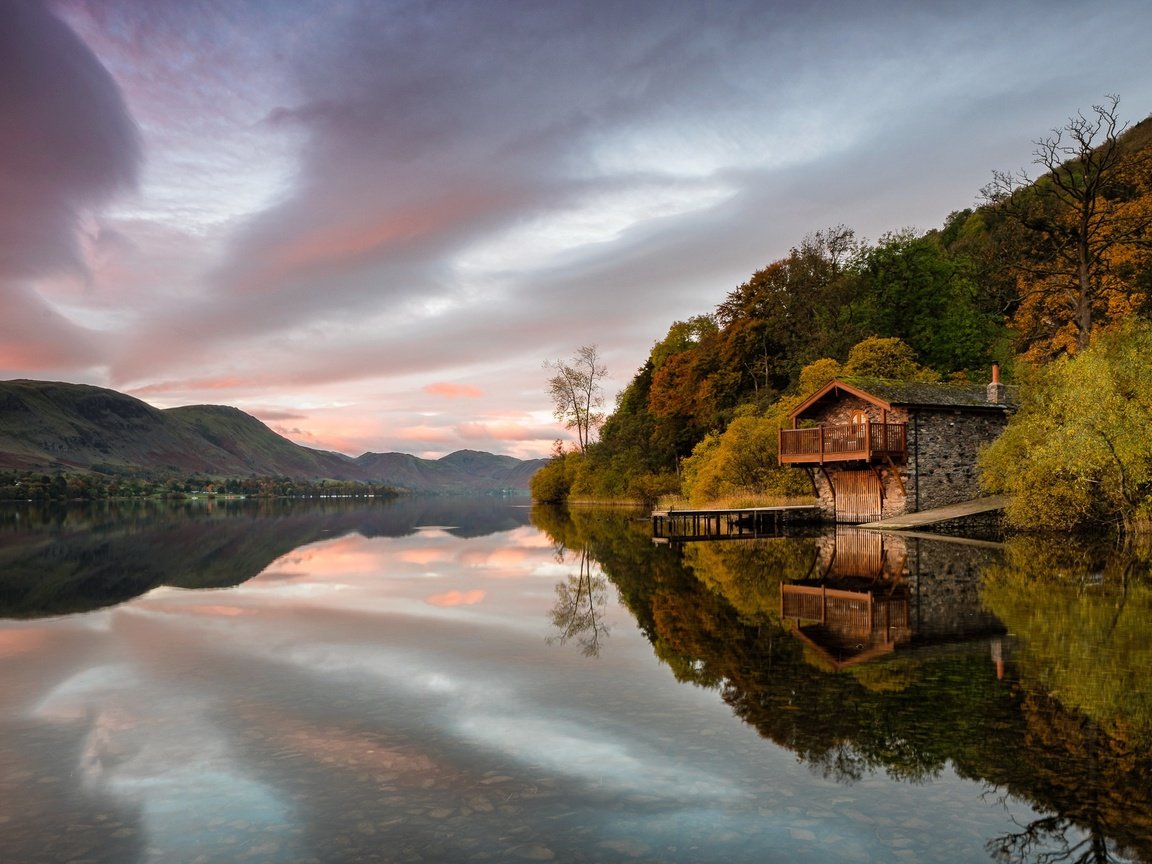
536, 506, 1152, 863
781, 530, 1006, 670
1, 501, 1150, 863
0, 497, 533, 618
545, 537, 611, 658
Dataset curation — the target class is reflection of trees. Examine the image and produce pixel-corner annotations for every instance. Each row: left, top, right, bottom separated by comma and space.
980, 536, 1152, 863
982, 694, 1147, 863
547, 547, 609, 657
681, 534, 819, 623
544, 506, 1152, 859
987, 815, 1116, 864
981, 536, 1152, 737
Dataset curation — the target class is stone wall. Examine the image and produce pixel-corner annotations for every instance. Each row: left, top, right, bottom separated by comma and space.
904, 535, 1005, 642
802, 396, 909, 428
904, 408, 1008, 512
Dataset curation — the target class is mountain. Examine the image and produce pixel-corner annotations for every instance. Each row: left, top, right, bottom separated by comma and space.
0, 379, 546, 493
352, 449, 544, 494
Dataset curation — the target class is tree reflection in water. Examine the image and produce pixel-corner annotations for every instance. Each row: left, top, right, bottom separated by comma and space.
547, 545, 610, 657
530, 505, 1152, 864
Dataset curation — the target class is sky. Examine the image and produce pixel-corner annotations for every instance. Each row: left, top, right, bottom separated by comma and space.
3, 0, 1151, 459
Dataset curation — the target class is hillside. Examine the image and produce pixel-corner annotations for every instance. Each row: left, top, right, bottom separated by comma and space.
533, 105, 1152, 507
0, 379, 546, 494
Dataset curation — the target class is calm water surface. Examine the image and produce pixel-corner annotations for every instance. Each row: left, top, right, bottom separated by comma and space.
0, 498, 1149, 863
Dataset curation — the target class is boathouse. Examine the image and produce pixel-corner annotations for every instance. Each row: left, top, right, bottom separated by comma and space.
778, 371, 1013, 523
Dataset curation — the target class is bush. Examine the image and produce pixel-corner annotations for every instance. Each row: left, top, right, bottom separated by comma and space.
980, 323, 1152, 532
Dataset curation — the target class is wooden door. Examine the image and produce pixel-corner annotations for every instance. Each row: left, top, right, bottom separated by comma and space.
833, 470, 882, 523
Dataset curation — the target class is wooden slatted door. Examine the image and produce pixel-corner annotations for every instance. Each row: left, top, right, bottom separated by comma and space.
828, 528, 884, 577
833, 470, 882, 523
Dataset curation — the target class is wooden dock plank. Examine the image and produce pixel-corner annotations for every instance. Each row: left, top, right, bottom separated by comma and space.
651, 505, 820, 542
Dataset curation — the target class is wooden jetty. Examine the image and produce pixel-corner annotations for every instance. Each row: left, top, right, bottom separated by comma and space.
651, 505, 820, 543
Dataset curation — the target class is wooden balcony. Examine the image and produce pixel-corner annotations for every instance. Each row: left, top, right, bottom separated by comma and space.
778, 422, 907, 465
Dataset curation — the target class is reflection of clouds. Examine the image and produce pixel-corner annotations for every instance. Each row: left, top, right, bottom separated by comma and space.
34, 663, 145, 722
458, 713, 742, 801
272, 535, 388, 575
399, 545, 455, 565
30, 660, 297, 855
458, 546, 533, 570
0, 627, 50, 657
1, 524, 882, 861
175, 603, 254, 618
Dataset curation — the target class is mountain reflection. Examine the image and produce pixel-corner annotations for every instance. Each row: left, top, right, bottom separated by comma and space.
532, 506, 1152, 863
0, 497, 532, 618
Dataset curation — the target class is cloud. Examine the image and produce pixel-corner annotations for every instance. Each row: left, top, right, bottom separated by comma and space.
6, 0, 1152, 456
0, 1, 139, 377
0, 1, 140, 281
424, 383, 483, 399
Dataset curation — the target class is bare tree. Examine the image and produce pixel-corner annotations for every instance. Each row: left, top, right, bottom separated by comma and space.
983, 95, 1152, 353
544, 344, 607, 454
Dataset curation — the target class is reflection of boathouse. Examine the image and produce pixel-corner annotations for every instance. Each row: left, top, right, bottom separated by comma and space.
778, 373, 1013, 523
781, 530, 1005, 670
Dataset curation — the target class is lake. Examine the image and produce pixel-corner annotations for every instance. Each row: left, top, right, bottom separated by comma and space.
1, 498, 1149, 863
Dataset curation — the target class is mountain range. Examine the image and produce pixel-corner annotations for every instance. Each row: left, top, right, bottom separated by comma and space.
0, 379, 546, 493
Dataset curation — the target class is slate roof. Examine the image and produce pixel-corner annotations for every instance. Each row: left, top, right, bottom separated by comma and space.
791, 376, 1016, 420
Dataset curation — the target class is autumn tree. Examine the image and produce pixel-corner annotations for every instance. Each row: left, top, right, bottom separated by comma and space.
544, 344, 607, 454
983, 96, 1152, 356
715, 226, 862, 395
980, 322, 1152, 531
645, 317, 724, 461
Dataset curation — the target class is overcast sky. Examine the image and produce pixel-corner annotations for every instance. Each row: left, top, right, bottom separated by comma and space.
3, 0, 1151, 459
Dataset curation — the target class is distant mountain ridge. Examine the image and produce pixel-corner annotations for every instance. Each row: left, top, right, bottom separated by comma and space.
0, 379, 546, 493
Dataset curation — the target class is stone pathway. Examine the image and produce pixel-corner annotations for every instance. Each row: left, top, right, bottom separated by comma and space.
857, 495, 1007, 530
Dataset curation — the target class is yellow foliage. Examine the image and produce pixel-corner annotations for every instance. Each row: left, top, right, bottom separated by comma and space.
980, 323, 1152, 531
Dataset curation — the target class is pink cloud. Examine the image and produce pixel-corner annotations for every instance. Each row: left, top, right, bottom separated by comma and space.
425, 589, 486, 608
394, 425, 458, 444
454, 421, 560, 442
129, 376, 254, 397
0, 2, 139, 281
424, 382, 483, 399
0, 284, 105, 372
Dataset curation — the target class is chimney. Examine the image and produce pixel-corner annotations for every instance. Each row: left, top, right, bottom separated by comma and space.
986, 363, 1006, 404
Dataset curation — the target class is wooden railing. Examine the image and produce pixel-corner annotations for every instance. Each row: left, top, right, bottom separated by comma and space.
781, 584, 911, 640
778, 422, 906, 465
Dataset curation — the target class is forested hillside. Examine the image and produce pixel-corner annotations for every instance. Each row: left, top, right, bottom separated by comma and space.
534, 98, 1152, 530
